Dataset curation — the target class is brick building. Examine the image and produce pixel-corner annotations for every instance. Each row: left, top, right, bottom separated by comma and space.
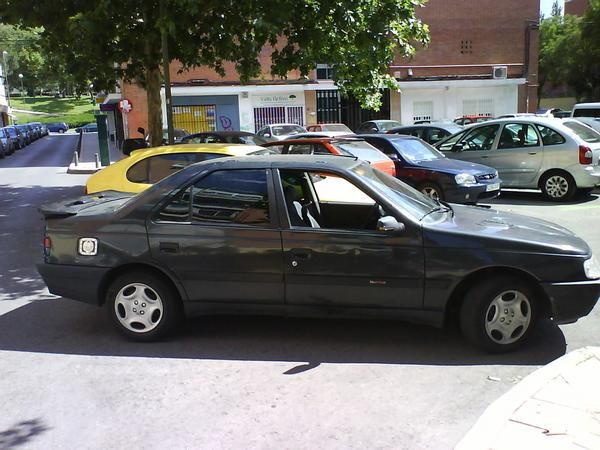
115, 0, 540, 140
564, 0, 590, 15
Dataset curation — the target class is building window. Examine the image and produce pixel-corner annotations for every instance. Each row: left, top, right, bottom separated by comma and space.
462, 99, 494, 117
413, 101, 433, 123
316, 64, 335, 80
460, 40, 473, 54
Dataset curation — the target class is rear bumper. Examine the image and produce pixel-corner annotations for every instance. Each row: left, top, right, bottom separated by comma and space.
37, 263, 111, 306
540, 279, 600, 324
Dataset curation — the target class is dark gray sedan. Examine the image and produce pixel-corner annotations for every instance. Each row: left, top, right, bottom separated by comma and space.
37, 156, 600, 352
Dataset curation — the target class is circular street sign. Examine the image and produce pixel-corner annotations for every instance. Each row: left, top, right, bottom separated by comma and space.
118, 98, 133, 113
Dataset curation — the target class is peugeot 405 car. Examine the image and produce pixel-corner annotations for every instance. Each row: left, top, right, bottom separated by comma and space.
37, 156, 600, 352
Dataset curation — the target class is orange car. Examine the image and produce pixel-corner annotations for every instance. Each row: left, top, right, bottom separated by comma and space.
261, 137, 396, 176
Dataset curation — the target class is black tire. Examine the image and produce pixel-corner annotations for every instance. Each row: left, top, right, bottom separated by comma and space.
59, 129, 65, 133
540, 171, 576, 202
418, 182, 444, 201
459, 276, 537, 353
106, 271, 182, 341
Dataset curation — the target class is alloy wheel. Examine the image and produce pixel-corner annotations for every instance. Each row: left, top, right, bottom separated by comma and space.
484, 290, 531, 345
114, 282, 164, 333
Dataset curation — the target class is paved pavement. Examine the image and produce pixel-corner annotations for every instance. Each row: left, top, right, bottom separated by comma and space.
11, 133, 600, 449
457, 346, 600, 449
67, 132, 124, 174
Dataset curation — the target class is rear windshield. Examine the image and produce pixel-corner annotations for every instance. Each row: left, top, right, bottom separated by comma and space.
333, 141, 389, 162
563, 121, 600, 143
272, 125, 305, 136
573, 107, 600, 118
323, 124, 352, 132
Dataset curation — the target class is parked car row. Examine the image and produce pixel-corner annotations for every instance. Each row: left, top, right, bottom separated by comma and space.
0, 122, 48, 157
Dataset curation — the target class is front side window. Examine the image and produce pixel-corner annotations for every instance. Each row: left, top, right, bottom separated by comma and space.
444, 125, 499, 152
191, 169, 270, 225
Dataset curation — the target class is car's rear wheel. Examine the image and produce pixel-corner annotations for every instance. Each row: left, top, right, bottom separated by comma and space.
59, 129, 65, 133
106, 271, 182, 341
419, 182, 444, 201
540, 171, 576, 201
459, 276, 537, 352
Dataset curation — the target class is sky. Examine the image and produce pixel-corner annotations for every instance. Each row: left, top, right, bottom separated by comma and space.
540, 0, 565, 16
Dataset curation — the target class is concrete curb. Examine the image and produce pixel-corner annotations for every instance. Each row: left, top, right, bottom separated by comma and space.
456, 346, 600, 449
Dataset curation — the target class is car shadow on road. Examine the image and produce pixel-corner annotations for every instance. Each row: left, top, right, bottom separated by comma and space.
486, 189, 599, 206
0, 298, 566, 367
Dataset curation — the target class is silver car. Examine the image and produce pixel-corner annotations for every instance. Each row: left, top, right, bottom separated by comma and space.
435, 117, 600, 201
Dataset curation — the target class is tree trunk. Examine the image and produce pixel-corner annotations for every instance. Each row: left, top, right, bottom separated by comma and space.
146, 66, 163, 147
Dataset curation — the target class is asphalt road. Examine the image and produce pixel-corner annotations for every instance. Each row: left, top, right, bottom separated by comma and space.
0, 140, 599, 449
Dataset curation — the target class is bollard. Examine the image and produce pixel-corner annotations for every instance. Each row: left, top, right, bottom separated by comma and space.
95, 153, 100, 168
73, 151, 79, 166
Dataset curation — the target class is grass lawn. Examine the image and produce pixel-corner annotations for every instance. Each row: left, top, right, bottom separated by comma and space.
11, 96, 96, 127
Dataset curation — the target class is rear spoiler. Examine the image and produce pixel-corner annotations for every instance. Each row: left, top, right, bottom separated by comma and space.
39, 190, 134, 219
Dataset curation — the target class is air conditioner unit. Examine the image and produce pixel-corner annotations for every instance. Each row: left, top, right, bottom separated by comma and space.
492, 65, 508, 79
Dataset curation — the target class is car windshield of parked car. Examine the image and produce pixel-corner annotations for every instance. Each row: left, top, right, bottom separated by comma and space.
322, 124, 352, 132
333, 141, 390, 162
562, 121, 600, 143
377, 121, 402, 132
393, 139, 445, 162
350, 163, 439, 220
272, 125, 305, 136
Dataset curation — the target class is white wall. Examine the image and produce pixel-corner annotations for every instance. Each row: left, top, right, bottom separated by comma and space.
398, 79, 524, 124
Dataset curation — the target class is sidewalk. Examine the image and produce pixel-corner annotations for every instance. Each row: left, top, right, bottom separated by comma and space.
456, 346, 600, 449
67, 132, 124, 174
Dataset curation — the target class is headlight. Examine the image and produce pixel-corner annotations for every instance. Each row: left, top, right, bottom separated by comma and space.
455, 173, 477, 185
584, 256, 600, 279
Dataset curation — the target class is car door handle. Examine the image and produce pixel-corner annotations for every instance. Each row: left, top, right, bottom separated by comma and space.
528, 152, 537, 155
159, 242, 180, 253
290, 248, 312, 267
481, 155, 489, 158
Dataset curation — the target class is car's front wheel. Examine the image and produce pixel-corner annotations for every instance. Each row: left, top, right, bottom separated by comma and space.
418, 182, 444, 201
459, 276, 537, 352
106, 271, 182, 341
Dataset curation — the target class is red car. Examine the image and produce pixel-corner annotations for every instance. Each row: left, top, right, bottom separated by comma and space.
261, 137, 396, 176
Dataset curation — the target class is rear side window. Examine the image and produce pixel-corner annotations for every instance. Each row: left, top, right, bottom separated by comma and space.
562, 122, 600, 143
190, 169, 270, 225
536, 125, 566, 146
127, 153, 224, 184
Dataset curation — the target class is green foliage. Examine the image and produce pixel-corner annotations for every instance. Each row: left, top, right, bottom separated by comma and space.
2, 0, 429, 138
540, 0, 600, 101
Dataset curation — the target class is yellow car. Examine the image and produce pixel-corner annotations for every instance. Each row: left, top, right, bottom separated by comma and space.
86, 144, 264, 194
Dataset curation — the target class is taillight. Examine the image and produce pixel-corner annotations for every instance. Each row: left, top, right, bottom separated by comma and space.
43, 236, 52, 257
579, 145, 592, 164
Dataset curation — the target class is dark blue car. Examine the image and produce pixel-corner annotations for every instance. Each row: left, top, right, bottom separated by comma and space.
47, 122, 69, 133
360, 134, 501, 203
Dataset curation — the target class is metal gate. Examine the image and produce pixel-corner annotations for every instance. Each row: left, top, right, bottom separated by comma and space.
316, 89, 391, 131
254, 106, 305, 132
172, 105, 217, 133
316, 90, 342, 123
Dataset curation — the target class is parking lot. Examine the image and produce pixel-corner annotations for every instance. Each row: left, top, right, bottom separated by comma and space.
0, 137, 599, 449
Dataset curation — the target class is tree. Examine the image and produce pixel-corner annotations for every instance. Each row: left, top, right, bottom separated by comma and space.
2, 0, 429, 146
576, 0, 600, 100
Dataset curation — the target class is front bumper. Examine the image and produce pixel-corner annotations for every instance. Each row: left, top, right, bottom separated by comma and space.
540, 279, 600, 324
37, 263, 111, 306
445, 183, 500, 204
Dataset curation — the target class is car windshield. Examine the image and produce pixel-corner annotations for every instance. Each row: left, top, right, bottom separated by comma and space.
272, 125, 305, 136
333, 140, 389, 162
377, 121, 402, 131
323, 124, 352, 132
562, 121, 600, 143
350, 163, 440, 220
393, 139, 444, 161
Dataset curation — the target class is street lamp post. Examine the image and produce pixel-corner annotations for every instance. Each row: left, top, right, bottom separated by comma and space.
18, 73, 23, 96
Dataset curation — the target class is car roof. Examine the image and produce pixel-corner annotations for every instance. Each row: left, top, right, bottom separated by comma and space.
129, 143, 264, 158
185, 131, 254, 137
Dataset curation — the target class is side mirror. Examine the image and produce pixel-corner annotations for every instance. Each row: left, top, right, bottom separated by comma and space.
377, 216, 406, 233
137, 127, 146, 136
264, 133, 271, 138
452, 143, 464, 152
122, 138, 148, 156
388, 153, 399, 160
